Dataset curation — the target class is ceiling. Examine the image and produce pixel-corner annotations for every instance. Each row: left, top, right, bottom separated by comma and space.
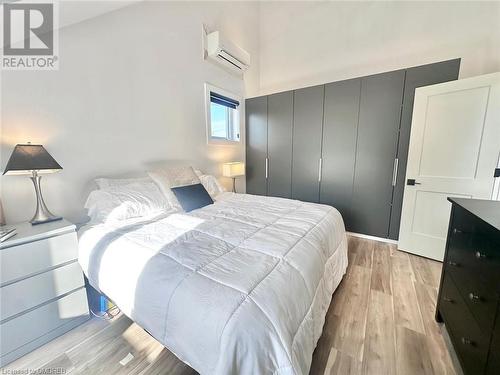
58, 0, 142, 30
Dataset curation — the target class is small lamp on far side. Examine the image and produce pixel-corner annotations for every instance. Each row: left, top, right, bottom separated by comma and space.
222, 162, 245, 193
3, 143, 63, 225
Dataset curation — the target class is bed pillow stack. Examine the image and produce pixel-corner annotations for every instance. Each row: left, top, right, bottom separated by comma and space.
148, 166, 201, 210
148, 166, 215, 212
85, 166, 225, 223
194, 169, 227, 198
85, 181, 170, 224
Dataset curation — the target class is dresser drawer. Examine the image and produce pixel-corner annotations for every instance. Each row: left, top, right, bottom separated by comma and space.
440, 274, 489, 375
0, 261, 85, 321
447, 264, 498, 334
448, 238, 499, 293
0, 288, 88, 359
0, 232, 78, 286
475, 233, 500, 291
447, 206, 500, 289
449, 205, 478, 236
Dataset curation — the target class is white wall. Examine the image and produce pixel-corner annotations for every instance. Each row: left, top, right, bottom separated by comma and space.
1, 1, 260, 224
258, 1, 500, 95
3, 1, 499, 225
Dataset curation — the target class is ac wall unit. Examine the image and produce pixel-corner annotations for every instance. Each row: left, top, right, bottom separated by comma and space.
205, 31, 250, 74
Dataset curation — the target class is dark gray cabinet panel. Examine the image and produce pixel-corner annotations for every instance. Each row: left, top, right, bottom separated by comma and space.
245, 59, 460, 239
268, 91, 293, 198
388, 58, 460, 239
292, 85, 324, 203
351, 71, 405, 238
320, 78, 361, 229
245, 96, 267, 196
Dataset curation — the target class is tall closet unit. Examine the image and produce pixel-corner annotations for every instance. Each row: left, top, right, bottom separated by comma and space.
268, 91, 294, 198
320, 78, 360, 230
246, 59, 460, 240
350, 70, 405, 237
246, 96, 268, 196
291, 86, 325, 203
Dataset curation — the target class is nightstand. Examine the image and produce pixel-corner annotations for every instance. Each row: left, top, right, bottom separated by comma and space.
0, 219, 90, 366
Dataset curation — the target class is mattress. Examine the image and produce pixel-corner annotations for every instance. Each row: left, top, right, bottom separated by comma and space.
78, 192, 348, 375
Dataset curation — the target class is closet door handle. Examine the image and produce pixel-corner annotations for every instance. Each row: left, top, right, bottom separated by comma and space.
392, 158, 399, 186
265, 157, 269, 179
475, 251, 486, 259
461, 337, 474, 346
468, 292, 481, 302
318, 158, 323, 182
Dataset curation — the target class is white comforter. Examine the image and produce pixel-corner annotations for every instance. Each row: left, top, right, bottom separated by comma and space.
78, 193, 348, 375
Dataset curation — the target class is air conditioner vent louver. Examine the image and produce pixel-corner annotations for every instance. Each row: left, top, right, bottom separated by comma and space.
218, 52, 243, 70
205, 31, 250, 74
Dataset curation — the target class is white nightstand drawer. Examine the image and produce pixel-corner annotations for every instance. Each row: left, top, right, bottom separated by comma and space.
0, 288, 89, 358
1, 262, 85, 321
0, 232, 78, 286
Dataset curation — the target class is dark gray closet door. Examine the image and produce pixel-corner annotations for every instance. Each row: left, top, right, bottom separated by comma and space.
292, 85, 325, 203
245, 96, 268, 196
320, 78, 361, 229
268, 91, 293, 198
388, 59, 460, 239
351, 71, 405, 237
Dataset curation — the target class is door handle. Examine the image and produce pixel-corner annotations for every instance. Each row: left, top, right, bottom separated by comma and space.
468, 292, 481, 302
392, 158, 399, 186
475, 251, 487, 259
318, 158, 322, 182
461, 337, 474, 346
407, 179, 421, 186
265, 158, 269, 179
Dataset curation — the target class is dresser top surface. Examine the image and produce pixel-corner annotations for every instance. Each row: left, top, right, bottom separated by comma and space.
448, 198, 500, 231
0, 219, 75, 249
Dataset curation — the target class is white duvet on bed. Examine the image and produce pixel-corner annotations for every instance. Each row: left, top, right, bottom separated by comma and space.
78, 192, 348, 375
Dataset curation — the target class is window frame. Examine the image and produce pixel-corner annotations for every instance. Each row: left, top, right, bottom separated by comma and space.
204, 83, 242, 145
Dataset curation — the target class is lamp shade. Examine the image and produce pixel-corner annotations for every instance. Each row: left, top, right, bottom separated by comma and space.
222, 162, 245, 178
3, 144, 62, 175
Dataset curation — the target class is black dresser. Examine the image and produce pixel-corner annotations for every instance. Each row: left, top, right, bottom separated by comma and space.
436, 198, 500, 375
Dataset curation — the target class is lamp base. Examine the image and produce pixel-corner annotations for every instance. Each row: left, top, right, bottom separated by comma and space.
30, 171, 62, 225
31, 215, 62, 226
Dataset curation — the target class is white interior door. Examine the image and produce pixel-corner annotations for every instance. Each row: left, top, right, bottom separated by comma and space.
398, 72, 500, 261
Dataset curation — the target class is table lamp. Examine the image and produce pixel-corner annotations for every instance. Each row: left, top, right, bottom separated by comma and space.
222, 162, 245, 193
3, 143, 63, 225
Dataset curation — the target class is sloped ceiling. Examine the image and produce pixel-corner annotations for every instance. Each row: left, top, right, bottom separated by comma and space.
58, 0, 142, 30
1, 0, 141, 32
1, 0, 141, 45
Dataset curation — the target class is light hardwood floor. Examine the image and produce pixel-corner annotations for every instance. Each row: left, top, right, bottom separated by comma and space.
4, 236, 460, 375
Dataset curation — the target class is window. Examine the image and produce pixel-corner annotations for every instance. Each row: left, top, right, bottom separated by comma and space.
205, 84, 241, 143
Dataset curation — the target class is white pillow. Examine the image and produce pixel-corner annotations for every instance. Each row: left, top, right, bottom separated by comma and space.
148, 166, 200, 209
95, 176, 151, 189
199, 174, 226, 198
85, 182, 170, 224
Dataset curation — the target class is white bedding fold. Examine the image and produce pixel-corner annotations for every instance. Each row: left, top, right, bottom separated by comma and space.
78, 192, 348, 374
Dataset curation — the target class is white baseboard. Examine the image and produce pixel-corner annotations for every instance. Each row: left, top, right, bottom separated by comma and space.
347, 231, 399, 245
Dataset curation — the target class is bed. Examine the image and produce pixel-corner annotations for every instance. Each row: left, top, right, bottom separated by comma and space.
78, 192, 348, 375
